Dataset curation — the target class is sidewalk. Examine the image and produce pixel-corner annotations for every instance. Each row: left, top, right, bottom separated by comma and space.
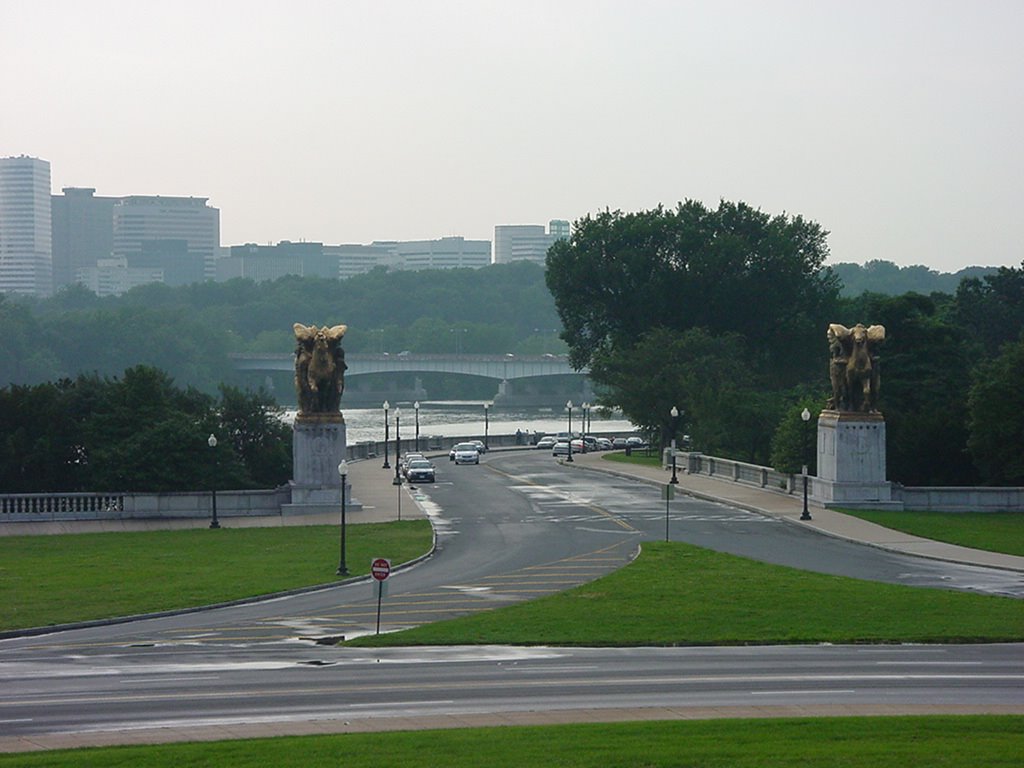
565, 450, 1024, 574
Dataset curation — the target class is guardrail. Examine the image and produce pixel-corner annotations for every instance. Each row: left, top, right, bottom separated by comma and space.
675, 451, 800, 494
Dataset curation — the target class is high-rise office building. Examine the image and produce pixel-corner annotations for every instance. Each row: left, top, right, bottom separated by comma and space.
493, 220, 569, 265
51, 187, 116, 291
383, 236, 491, 271
0, 156, 53, 296
112, 195, 220, 282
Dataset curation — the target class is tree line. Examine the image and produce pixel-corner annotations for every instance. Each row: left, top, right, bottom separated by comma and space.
0, 261, 567, 394
546, 200, 1024, 487
0, 366, 290, 494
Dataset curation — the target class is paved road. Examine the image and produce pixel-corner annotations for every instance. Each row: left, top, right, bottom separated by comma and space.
2, 450, 1023, 752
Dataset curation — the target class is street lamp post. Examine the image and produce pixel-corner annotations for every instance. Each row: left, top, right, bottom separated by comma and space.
483, 402, 490, 451
800, 407, 812, 521
669, 406, 680, 484
414, 401, 420, 452
565, 400, 574, 462
580, 402, 589, 453
382, 400, 391, 469
394, 408, 402, 485
207, 433, 220, 529
336, 460, 348, 575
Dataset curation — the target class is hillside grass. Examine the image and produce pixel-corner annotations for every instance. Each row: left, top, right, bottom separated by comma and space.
842, 509, 1024, 556
3, 716, 1020, 767
0, 521, 432, 632
347, 540, 1024, 647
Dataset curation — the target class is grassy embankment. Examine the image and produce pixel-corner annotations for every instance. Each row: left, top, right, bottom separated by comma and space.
0, 521, 432, 632
2, 716, 1021, 768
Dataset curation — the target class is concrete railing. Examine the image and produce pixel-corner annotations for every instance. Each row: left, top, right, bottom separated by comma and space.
893, 484, 1024, 513
1, 487, 292, 523
673, 451, 800, 495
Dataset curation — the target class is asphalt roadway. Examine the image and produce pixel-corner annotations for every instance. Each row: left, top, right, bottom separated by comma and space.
1, 448, 1022, 753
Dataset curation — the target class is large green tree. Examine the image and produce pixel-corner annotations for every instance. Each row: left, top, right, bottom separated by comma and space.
546, 200, 840, 389
967, 336, 1024, 484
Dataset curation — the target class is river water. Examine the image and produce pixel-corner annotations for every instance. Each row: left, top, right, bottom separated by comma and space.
282, 401, 638, 445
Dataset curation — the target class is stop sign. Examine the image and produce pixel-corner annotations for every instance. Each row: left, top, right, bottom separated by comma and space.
371, 558, 391, 581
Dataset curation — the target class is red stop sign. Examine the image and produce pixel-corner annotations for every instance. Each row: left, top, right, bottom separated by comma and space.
371, 558, 391, 581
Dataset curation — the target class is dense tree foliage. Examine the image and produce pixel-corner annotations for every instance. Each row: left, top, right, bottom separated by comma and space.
546, 201, 840, 389
548, 200, 1023, 483
831, 260, 995, 298
0, 367, 289, 493
967, 337, 1024, 485
0, 262, 566, 393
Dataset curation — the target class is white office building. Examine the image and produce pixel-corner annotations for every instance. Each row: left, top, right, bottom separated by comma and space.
380, 236, 491, 271
493, 220, 569, 265
0, 156, 53, 296
112, 196, 220, 282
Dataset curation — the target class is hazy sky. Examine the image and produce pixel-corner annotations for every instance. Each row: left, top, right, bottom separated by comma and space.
3, 1, 1021, 271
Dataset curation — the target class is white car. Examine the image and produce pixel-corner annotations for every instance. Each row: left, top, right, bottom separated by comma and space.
535, 436, 558, 449
451, 442, 481, 465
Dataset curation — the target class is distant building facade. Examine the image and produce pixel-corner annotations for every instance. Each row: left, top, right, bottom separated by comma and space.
493, 220, 569, 265
0, 155, 53, 296
112, 196, 220, 283
325, 243, 400, 279
76, 256, 164, 296
51, 187, 116, 291
219, 241, 341, 282
384, 236, 491, 270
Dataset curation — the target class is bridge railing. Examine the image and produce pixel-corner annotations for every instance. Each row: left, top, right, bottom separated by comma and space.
679, 451, 799, 493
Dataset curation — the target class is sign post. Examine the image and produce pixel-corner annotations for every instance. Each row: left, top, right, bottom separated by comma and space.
371, 557, 391, 634
661, 483, 675, 541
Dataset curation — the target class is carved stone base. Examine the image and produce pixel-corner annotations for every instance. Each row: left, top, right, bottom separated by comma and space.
286, 414, 362, 515
813, 410, 902, 510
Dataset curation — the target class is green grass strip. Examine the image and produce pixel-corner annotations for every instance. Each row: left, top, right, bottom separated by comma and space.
349, 540, 1024, 647
2, 716, 1021, 767
0, 521, 432, 632
842, 509, 1024, 556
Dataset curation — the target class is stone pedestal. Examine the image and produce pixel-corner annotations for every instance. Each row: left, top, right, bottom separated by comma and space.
284, 414, 360, 515
813, 410, 902, 509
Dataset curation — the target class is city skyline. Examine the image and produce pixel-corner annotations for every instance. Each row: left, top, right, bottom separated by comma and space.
3, 1, 1022, 273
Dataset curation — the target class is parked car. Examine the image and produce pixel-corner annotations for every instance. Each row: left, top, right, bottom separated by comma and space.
551, 440, 571, 456
535, 436, 558, 450
595, 437, 613, 450
404, 458, 435, 483
625, 436, 647, 448
611, 437, 630, 449
400, 452, 425, 476
451, 442, 481, 465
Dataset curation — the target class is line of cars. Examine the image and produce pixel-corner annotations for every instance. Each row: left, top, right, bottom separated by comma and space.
538, 434, 647, 457
398, 439, 489, 484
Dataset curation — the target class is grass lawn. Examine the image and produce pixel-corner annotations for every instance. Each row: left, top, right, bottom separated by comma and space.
842, 509, 1024, 557
2, 716, 1020, 767
348, 540, 1024, 647
0, 520, 432, 632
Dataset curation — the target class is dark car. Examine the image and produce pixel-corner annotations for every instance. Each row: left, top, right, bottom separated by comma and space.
405, 458, 436, 483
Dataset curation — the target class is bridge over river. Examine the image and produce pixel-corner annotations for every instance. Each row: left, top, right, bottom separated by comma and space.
229, 352, 594, 406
